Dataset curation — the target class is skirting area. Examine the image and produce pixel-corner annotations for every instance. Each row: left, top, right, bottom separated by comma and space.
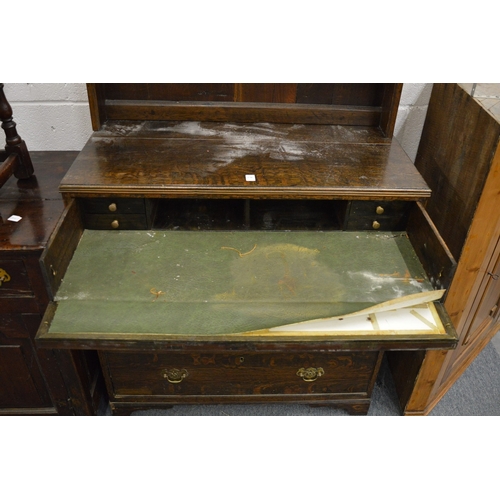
97, 340, 500, 416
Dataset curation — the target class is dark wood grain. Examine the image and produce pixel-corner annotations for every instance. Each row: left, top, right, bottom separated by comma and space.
0, 154, 15, 188
296, 84, 385, 106
102, 83, 388, 107
234, 84, 297, 103
380, 83, 403, 138
105, 83, 235, 102
40, 198, 83, 299
102, 349, 380, 397
407, 201, 457, 292
0, 83, 34, 179
60, 125, 430, 200
1, 151, 104, 415
36, 84, 460, 416
105, 100, 382, 126
86, 83, 106, 131
414, 83, 500, 260
88, 83, 402, 137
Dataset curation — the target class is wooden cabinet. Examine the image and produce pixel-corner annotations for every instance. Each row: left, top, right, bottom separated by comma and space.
388, 83, 500, 415
35, 83, 459, 415
0, 152, 104, 415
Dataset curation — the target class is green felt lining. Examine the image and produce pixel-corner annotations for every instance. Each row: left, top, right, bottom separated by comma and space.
49, 230, 433, 336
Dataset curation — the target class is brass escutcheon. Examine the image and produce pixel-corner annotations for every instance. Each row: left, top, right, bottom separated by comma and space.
296, 367, 324, 382
163, 368, 188, 384
0, 268, 11, 286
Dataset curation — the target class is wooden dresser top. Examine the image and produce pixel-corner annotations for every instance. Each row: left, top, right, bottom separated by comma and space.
60, 84, 431, 201
60, 120, 430, 200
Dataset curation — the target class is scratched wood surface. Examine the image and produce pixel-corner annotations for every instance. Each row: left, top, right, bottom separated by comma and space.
60, 121, 430, 200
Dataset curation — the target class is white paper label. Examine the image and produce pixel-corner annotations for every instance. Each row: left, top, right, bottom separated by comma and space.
245, 174, 256, 182
8, 215, 22, 222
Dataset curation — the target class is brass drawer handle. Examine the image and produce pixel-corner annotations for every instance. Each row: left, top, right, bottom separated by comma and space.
296, 367, 324, 382
163, 368, 188, 384
375, 206, 385, 215
0, 268, 11, 286
111, 220, 119, 229
108, 203, 117, 212
372, 220, 381, 230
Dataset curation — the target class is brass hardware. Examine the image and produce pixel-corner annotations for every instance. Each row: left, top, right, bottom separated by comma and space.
108, 203, 117, 212
372, 220, 381, 230
50, 265, 57, 277
163, 368, 188, 384
0, 268, 11, 286
111, 220, 119, 229
296, 367, 324, 382
487, 272, 499, 280
375, 206, 384, 215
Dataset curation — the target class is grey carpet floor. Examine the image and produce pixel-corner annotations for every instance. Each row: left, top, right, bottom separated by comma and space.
122, 341, 500, 416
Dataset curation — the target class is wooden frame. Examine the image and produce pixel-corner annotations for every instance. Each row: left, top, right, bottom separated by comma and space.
86, 83, 402, 137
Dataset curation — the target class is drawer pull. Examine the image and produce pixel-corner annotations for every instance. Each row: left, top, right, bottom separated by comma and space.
108, 203, 117, 212
111, 220, 120, 229
163, 368, 188, 384
375, 206, 385, 215
0, 268, 11, 286
372, 220, 381, 230
296, 367, 324, 382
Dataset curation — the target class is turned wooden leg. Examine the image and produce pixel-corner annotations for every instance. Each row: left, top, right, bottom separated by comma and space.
0, 83, 34, 179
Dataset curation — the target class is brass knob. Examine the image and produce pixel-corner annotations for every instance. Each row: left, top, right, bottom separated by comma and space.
372, 220, 381, 230
296, 367, 324, 382
111, 220, 119, 229
162, 368, 188, 384
0, 268, 11, 287
108, 203, 117, 212
375, 206, 384, 215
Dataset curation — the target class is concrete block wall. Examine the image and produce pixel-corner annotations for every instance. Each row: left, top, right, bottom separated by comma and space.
3, 83, 92, 152
2, 83, 432, 161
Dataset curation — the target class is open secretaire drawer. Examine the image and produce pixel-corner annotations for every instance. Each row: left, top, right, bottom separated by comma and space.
36, 198, 457, 348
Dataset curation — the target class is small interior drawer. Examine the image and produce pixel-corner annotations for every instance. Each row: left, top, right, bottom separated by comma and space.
345, 216, 408, 231
344, 201, 410, 231
83, 213, 150, 230
349, 201, 411, 217
81, 198, 147, 214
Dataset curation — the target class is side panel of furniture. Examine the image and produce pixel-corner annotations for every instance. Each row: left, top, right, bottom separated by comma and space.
40, 198, 83, 298
0, 314, 55, 413
391, 96, 500, 415
39, 199, 105, 415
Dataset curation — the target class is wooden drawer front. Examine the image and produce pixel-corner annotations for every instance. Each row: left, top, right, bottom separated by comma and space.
83, 213, 149, 230
0, 343, 49, 408
81, 198, 146, 214
345, 201, 410, 231
0, 260, 33, 297
103, 350, 379, 398
349, 201, 410, 217
345, 217, 408, 231
1, 314, 34, 338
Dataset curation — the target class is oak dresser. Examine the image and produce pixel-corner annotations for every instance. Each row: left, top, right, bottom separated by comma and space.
35, 84, 458, 415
